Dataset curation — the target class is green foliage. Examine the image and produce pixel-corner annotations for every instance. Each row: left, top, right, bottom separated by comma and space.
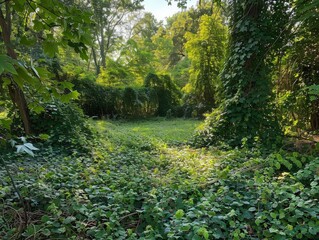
30, 101, 93, 152
1, 119, 318, 239
144, 73, 181, 116
275, 0, 319, 132
196, 0, 294, 147
96, 59, 133, 87
73, 78, 159, 119
185, 11, 227, 110
76, 73, 182, 119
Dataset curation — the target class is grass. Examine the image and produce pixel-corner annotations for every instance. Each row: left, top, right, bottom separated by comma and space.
95, 118, 201, 145
94, 118, 220, 187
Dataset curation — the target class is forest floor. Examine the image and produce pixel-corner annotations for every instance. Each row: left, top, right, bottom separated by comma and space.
0, 119, 318, 239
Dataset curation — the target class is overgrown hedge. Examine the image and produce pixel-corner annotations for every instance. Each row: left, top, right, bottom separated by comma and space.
72, 76, 182, 119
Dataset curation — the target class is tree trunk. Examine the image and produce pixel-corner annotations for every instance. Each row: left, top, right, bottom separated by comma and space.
0, 4, 32, 134
99, 28, 106, 68
91, 47, 100, 75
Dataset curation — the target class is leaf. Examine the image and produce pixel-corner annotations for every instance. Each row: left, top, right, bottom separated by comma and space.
41, 229, 51, 237
248, 207, 256, 212
20, 35, 36, 46
39, 134, 50, 140
0, 55, 17, 75
31, 66, 41, 79
43, 40, 58, 58
275, 162, 281, 170
9, 139, 17, 147
32, 105, 45, 114
60, 91, 80, 103
24, 143, 39, 151
175, 209, 184, 219
16, 145, 35, 157
63, 216, 76, 224
0, 64, 4, 75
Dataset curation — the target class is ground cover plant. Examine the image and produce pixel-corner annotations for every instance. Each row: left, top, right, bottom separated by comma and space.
1, 119, 318, 239
1, 0, 319, 239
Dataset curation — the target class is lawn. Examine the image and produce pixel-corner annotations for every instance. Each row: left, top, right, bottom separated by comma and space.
95, 118, 201, 144
0, 118, 318, 239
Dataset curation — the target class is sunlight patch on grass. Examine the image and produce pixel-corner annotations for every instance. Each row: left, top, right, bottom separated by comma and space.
94, 118, 201, 145
92, 118, 221, 188
152, 146, 222, 187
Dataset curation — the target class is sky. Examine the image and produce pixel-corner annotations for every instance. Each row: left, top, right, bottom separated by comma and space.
143, 0, 198, 22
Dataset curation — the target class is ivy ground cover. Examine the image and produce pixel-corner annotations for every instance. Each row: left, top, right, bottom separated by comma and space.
1, 119, 318, 239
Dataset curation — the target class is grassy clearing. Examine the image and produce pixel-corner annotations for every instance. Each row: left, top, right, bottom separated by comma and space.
95, 118, 220, 187
1, 119, 318, 239
95, 118, 201, 145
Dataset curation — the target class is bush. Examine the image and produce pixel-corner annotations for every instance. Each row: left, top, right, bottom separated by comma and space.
30, 100, 93, 152
144, 73, 181, 116
73, 77, 182, 119
72, 78, 120, 118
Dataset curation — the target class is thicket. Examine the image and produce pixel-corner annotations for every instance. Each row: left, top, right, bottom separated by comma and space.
72, 73, 183, 119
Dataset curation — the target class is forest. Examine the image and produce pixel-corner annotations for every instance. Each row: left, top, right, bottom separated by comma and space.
0, 0, 318, 239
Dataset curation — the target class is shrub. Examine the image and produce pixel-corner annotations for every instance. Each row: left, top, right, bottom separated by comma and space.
73, 77, 182, 119
30, 100, 93, 152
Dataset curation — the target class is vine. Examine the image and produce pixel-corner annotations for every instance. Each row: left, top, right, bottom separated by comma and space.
195, 0, 292, 147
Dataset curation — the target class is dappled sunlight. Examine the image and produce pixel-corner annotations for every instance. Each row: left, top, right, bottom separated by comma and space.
93, 119, 221, 188
155, 145, 220, 187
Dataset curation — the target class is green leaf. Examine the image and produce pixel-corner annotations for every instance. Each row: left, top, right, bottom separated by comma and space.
60, 91, 80, 103
63, 216, 76, 224
197, 227, 209, 240
24, 143, 39, 151
248, 207, 256, 212
42, 229, 51, 236
20, 35, 36, 46
0, 55, 17, 75
43, 40, 58, 58
175, 209, 184, 219
269, 227, 278, 233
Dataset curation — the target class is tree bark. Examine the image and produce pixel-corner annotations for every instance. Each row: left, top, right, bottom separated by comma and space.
91, 47, 100, 75
0, 4, 32, 134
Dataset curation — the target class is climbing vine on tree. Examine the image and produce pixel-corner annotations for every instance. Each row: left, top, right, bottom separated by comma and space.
195, 0, 293, 147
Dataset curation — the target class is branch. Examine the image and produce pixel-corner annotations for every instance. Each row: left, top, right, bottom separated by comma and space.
29, 0, 60, 18
25, 0, 60, 29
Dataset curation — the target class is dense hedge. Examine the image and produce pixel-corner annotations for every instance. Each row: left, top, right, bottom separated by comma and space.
72, 76, 182, 119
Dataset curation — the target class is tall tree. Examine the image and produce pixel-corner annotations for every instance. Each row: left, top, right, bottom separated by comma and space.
119, 12, 159, 84
195, 0, 292, 146
185, 10, 227, 109
90, 0, 143, 74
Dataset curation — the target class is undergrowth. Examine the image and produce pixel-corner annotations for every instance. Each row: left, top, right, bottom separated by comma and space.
0, 119, 318, 239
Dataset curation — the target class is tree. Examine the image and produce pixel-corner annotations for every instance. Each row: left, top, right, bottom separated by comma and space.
0, 0, 91, 134
275, 0, 319, 132
195, 0, 293, 146
119, 12, 159, 84
90, 0, 143, 74
185, 10, 227, 109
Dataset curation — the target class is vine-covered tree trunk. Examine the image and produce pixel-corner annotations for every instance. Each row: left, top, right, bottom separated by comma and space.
195, 0, 286, 147
0, 4, 32, 134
